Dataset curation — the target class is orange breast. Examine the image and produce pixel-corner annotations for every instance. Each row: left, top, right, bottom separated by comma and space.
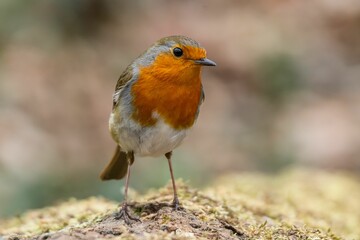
131, 54, 202, 130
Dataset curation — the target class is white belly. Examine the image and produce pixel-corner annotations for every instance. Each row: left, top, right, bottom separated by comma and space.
109, 112, 187, 157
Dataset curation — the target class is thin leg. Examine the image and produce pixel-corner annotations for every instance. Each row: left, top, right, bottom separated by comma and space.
115, 152, 140, 223
123, 155, 131, 203
165, 151, 180, 210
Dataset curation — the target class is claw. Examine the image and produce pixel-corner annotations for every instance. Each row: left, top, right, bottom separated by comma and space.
114, 204, 141, 224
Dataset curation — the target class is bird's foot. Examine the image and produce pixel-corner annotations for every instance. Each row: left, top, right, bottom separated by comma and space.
114, 203, 141, 224
171, 196, 182, 211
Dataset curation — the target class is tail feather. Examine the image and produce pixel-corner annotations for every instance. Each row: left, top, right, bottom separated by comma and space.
100, 145, 128, 180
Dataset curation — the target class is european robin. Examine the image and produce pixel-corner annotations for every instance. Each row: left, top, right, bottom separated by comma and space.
100, 35, 216, 223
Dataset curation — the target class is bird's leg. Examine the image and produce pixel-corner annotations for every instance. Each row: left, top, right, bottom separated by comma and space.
165, 151, 180, 210
115, 152, 140, 224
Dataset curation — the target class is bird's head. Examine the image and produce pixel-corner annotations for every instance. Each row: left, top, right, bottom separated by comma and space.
135, 36, 216, 83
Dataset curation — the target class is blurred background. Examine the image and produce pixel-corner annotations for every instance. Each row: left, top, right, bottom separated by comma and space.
1, 0, 360, 218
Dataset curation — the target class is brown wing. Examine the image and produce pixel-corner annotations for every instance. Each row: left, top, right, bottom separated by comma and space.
112, 64, 134, 109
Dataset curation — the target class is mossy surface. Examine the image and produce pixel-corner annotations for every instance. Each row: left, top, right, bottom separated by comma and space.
0, 169, 359, 240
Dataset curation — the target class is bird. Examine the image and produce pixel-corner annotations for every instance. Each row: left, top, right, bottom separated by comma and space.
100, 35, 216, 223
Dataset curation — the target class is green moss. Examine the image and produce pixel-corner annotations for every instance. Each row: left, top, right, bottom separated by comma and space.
205, 169, 360, 239
0, 197, 118, 238
0, 169, 359, 239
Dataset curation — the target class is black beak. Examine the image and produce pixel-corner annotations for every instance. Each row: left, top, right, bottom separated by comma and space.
195, 58, 216, 66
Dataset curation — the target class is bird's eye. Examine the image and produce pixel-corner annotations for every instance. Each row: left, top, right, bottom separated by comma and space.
173, 47, 183, 57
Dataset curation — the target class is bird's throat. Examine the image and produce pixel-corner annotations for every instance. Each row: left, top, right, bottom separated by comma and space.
131, 64, 202, 130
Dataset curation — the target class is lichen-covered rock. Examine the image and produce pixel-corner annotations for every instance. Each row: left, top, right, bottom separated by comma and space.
1, 169, 359, 239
